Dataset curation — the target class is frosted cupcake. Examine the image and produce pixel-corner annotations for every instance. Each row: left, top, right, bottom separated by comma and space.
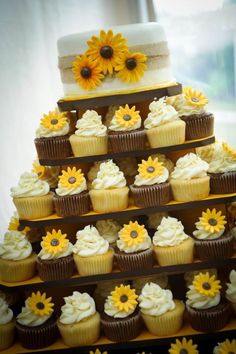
11, 172, 54, 219
34, 109, 71, 159
153, 217, 194, 266
186, 272, 231, 332
89, 160, 129, 213
53, 166, 90, 216
0, 298, 15, 350
73, 225, 114, 275
0, 231, 37, 282
32, 159, 61, 189
132, 274, 168, 295
57, 291, 100, 347
144, 97, 185, 147
130, 156, 171, 207
37, 229, 74, 281
193, 208, 233, 260
115, 221, 153, 271
69, 110, 107, 157
226, 269, 236, 314
96, 219, 122, 246
16, 291, 57, 349
101, 284, 142, 341
108, 104, 145, 152
169, 338, 199, 354
170, 153, 210, 202
138, 283, 185, 336
213, 339, 236, 354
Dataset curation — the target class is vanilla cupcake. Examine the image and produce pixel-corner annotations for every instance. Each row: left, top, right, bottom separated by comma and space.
53, 166, 90, 216
226, 269, 236, 314
144, 97, 185, 148
130, 156, 171, 208
115, 221, 153, 271
0, 298, 15, 350
138, 283, 184, 336
170, 153, 210, 202
34, 109, 71, 159
73, 225, 114, 275
0, 231, 37, 282
32, 159, 61, 189
213, 339, 236, 354
11, 172, 54, 219
132, 274, 168, 295
57, 291, 100, 347
96, 219, 122, 246
108, 104, 145, 152
89, 160, 129, 213
69, 110, 107, 157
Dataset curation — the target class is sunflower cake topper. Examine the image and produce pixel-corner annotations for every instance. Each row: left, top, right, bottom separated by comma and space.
28, 291, 54, 317
198, 208, 226, 234
58, 167, 85, 190
40, 110, 68, 131
222, 142, 236, 159
169, 337, 198, 354
72, 29, 147, 90
193, 272, 221, 297
114, 104, 141, 129
111, 284, 138, 312
215, 339, 236, 354
119, 221, 146, 247
138, 156, 164, 179
183, 87, 208, 107
41, 229, 69, 255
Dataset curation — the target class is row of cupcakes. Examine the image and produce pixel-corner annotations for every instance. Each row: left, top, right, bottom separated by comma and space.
0, 270, 235, 350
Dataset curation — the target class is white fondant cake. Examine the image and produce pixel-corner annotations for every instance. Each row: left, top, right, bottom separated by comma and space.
57, 23, 176, 98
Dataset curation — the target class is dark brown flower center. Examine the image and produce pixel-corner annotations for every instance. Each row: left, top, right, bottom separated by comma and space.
202, 282, 211, 290
80, 67, 91, 79
208, 218, 217, 226
147, 166, 155, 173
68, 177, 76, 184
130, 230, 138, 238
36, 302, 45, 310
191, 97, 199, 103
180, 350, 188, 354
18, 225, 25, 231
125, 58, 137, 70
123, 114, 131, 121
51, 119, 58, 125
100, 45, 113, 59
51, 238, 59, 246
120, 295, 128, 303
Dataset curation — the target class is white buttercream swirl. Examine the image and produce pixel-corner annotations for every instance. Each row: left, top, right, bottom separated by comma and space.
0, 231, 32, 261
193, 221, 224, 240
38, 241, 73, 260
208, 151, 236, 173
134, 167, 169, 186
17, 298, 52, 327
11, 172, 50, 198
153, 217, 189, 247
186, 285, 220, 309
56, 177, 87, 196
133, 275, 168, 294
75, 110, 107, 137
0, 298, 13, 325
59, 291, 96, 324
104, 291, 137, 319
92, 160, 127, 190
117, 227, 152, 253
170, 153, 209, 180
173, 94, 205, 117
138, 282, 175, 316
36, 115, 69, 138
96, 219, 122, 244
73, 225, 109, 257
144, 98, 179, 129
226, 269, 236, 303
109, 110, 141, 132
147, 212, 168, 229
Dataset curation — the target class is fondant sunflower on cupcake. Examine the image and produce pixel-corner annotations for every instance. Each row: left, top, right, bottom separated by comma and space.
213, 339, 236, 354
169, 337, 198, 354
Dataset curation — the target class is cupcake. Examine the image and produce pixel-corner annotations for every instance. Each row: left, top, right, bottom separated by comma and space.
168, 86, 214, 140
57, 291, 100, 347
193, 208, 233, 260
69, 110, 107, 157
115, 221, 153, 271
226, 269, 236, 314
53, 166, 90, 217
132, 274, 169, 295
144, 97, 185, 148
138, 282, 185, 336
213, 339, 236, 354
0, 231, 37, 282
34, 109, 71, 159
151, 153, 174, 174
152, 217, 194, 266
73, 225, 114, 276
186, 272, 231, 332
130, 156, 171, 208
37, 229, 74, 281
108, 104, 145, 152
101, 284, 142, 341
94, 280, 125, 313
89, 160, 129, 213
32, 159, 61, 190
11, 172, 54, 219
96, 219, 122, 246
169, 337, 199, 354
184, 268, 217, 288
170, 153, 210, 202
0, 298, 15, 350
16, 291, 58, 349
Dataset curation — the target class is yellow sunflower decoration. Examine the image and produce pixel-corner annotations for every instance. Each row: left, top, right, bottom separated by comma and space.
28, 291, 54, 317
72, 54, 104, 90
8, 214, 30, 235
183, 87, 208, 107
32, 160, 46, 179
111, 284, 138, 312
115, 51, 147, 83
89, 350, 107, 354
58, 167, 84, 190
40, 110, 68, 131
114, 104, 141, 129
199, 208, 226, 234
216, 339, 236, 354
169, 337, 198, 354
87, 30, 128, 75
138, 156, 164, 180
193, 272, 221, 297
41, 229, 68, 254
119, 221, 146, 247
222, 142, 236, 159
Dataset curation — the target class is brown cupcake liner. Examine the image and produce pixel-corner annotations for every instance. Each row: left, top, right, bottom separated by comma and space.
181, 112, 214, 140
186, 301, 231, 332
209, 171, 236, 194
193, 232, 234, 261
37, 254, 75, 281
53, 191, 90, 217
101, 309, 142, 342
115, 247, 153, 271
108, 129, 146, 153
130, 182, 171, 208
16, 316, 58, 349
34, 135, 72, 159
